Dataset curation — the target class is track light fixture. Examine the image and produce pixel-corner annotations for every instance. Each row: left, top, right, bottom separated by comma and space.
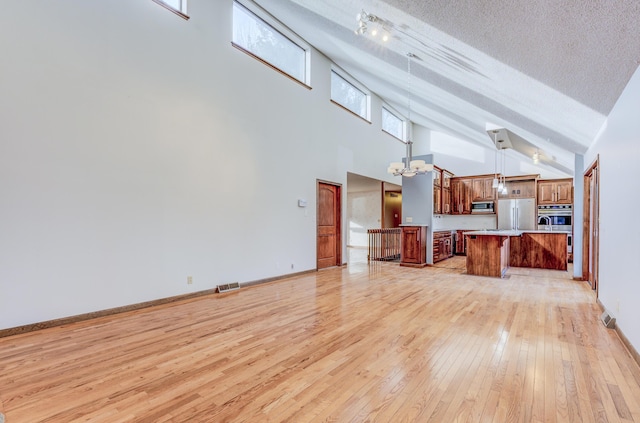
355, 10, 389, 41
533, 150, 540, 164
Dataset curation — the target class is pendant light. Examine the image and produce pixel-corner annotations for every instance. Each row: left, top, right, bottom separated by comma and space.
501, 149, 508, 195
387, 52, 433, 177
492, 131, 499, 188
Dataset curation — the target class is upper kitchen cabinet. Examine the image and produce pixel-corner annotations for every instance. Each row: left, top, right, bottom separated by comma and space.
451, 177, 473, 214
441, 169, 453, 214
433, 167, 443, 214
442, 170, 453, 190
498, 175, 538, 199
471, 177, 496, 201
433, 167, 454, 214
538, 178, 573, 205
433, 167, 442, 188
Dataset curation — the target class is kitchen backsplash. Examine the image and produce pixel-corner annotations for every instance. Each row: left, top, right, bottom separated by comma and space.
432, 214, 497, 230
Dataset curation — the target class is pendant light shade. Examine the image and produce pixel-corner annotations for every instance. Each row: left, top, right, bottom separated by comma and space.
386, 53, 432, 177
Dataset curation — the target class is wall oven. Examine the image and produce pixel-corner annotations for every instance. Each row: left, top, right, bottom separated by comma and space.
537, 204, 572, 231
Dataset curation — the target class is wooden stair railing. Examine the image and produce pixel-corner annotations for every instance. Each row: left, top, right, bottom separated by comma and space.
367, 228, 401, 262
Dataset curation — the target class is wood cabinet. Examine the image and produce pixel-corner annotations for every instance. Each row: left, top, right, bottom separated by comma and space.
471, 178, 496, 201
433, 188, 442, 214
451, 178, 473, 214
442, 186, 452, 214
538, 179, 573, 204
433, 167, 442, 188
442, 170, 452, 190
509, 232, 567, 270
433, 231, 453, 263
498, 179, 536, 199
400, 226, 427, 268
455, 230, 466, 255
465, 233, 510, 277
433, 167, 442, 214
433, 167, 453, 214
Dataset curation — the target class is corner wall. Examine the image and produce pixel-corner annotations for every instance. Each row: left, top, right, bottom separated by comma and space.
583, 65, 640, 354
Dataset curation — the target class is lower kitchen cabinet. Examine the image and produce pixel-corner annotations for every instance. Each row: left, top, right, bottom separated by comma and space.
455, 230, 466, 255
400, 226, 427, 268
433, 231, 454, 263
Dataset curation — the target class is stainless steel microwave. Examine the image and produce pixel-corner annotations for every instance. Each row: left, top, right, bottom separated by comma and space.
471, 201, 494, 213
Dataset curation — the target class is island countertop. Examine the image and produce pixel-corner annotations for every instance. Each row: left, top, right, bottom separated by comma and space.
465, 230, 568, 275
464, 229, 570, 236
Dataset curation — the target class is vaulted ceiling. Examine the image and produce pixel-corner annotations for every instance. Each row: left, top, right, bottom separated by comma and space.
253, 0, 640, 175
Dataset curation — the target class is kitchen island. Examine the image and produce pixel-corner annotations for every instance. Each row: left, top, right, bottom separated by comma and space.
465, 230, 568, 277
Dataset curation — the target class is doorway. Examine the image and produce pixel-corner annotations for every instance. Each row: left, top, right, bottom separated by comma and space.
317, 181, 342, 269
582, 156, 600, 295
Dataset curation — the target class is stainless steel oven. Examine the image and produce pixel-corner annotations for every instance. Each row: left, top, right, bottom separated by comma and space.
537, 204, 572, 231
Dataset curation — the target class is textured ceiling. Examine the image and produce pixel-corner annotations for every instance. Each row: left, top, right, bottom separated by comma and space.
253, 0, 640, 175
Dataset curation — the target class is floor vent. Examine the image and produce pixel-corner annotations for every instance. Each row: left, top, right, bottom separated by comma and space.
217, 282, 240, 293
601, 311, 616, 329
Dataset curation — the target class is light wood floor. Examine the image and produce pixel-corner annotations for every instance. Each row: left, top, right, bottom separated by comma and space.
2, 255, 640, 422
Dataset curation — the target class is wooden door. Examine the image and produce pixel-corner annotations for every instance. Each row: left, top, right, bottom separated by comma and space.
582, 159, 599, 293
317, 182, 341, 269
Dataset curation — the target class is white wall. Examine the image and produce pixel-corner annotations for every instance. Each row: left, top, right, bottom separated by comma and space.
583, 66, 640, 353
0, 0, 406, 329
432, 214, 497, 231
430, 131, 570, 179
347, 190, 381, 247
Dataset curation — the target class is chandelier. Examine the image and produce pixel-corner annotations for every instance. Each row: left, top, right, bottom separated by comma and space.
387, 53, 433, 177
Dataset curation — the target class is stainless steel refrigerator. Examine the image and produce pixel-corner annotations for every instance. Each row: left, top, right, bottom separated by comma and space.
497, 198, 536, 230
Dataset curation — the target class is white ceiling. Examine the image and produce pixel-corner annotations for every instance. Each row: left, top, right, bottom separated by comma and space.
253, 0, 640, 175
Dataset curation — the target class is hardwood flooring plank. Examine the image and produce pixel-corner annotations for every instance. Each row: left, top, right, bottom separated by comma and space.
2, 256, 640, 422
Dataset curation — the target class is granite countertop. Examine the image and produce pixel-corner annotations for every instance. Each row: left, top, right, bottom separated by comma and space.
464, 230, 523, 236
464, 229, 570, 236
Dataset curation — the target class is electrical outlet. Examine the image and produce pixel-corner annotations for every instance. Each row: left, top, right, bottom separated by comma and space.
406, 216, 413, 223
291, 263, 294, 269
187, 276, 193, 285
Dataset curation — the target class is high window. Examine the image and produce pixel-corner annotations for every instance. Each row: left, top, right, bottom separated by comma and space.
152, 0, 188, 18
382, 106, 405, 140
232, 1, 309, 84
330, 70, 369, 121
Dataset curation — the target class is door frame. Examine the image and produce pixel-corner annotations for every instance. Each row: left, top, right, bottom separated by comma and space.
316, 180, 342, 269
582, 155, 600, 296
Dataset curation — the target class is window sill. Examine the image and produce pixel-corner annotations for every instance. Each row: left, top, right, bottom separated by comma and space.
382, 129, 405, 142
231, 42, 311, 90
330, 100, 371, 124
151, 0, 190, 20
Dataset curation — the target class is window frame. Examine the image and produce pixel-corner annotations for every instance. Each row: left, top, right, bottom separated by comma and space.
381, 105, 407, 141
330, 68, 371, 122
232, 0, 311, 87
151, 0, 189, 20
